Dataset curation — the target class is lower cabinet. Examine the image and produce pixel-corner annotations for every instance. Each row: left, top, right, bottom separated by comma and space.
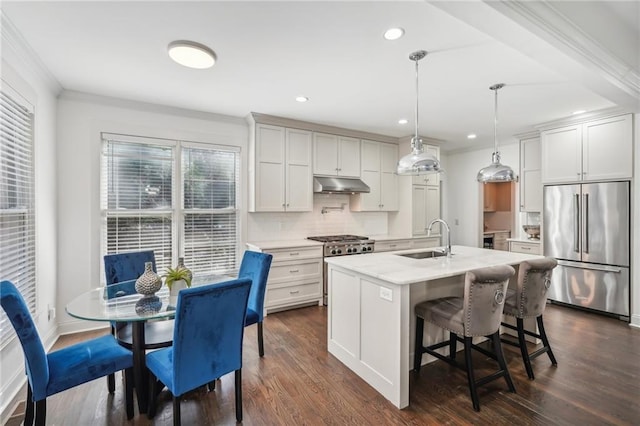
375, 237, 441, 253
246, 244, 323, 313
493, 231, 510, 251
509, 240, 541, 255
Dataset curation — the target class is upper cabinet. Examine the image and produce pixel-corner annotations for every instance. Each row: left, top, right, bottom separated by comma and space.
351, 140, 398, 211
541, 114, 632, 184
519, 136, 542, 212
249, 124, 313, 212
313, 133, 360, 177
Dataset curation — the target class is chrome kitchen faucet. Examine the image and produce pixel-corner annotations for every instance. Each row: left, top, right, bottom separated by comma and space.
427, 219, 452, 258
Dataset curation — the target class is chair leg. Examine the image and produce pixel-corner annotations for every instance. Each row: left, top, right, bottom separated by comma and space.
258, 321, 265, 357
517, 318, 535, 380
413, 317, 424, 371
537, 315, 557, 366
173, 394, 181, 426
235, 369, 243, 422
107, 373, 115, 393
125, 368, 134, 419
24, 383, 34, 426
491, 331, 516, 393
463, 337, 480, 412
34, 399, 46, 426
208, 379, 216, 391
449, 332, 457, 360
147, 372, 158, 419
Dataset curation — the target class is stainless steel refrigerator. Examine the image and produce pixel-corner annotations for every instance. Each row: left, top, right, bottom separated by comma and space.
543, 181, 630, 318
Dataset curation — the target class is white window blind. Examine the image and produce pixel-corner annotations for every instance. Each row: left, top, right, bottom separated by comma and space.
102, 134, 239, 279
0, 88, 36, 345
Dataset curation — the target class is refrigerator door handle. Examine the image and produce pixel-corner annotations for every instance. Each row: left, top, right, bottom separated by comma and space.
557, 260, 622, 273
583, 193, 589, 254
574, 193, 580, 253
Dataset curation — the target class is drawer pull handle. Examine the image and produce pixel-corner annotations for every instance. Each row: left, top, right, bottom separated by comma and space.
389, 244, 396, 248
289, 269, 299, 273
289, 252, 299, 256
290, 290, 300, 294
521, 247, 531, 250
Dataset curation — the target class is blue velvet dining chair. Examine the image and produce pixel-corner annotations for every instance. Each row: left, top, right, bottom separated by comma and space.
103, 250, 174, 392
0, 280, 134, 425
146, 278, 252, 425
238, 250, 273, 357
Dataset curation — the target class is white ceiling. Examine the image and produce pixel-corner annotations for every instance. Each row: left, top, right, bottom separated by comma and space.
2, 1, 637, 151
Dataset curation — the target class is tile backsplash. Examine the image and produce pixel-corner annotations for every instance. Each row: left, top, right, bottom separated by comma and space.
248, 193, 388, 241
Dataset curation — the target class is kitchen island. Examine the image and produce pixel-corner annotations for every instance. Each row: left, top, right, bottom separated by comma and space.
325, 245, 543, 409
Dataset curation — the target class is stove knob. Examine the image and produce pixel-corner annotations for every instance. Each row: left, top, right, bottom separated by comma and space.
368, 246, 373, 251
331, 249, 337, 255
337, 249, 342, 254
347, 248, 352, 253
352, 247, 358, 253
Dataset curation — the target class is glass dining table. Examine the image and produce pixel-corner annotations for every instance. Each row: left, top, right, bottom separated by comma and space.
66, 274, 234, 414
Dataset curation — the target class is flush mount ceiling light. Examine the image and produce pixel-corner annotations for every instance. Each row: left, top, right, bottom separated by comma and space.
467, 133, 477, 139
295, 96, 309, 103
396, 50, 442, 176
168, 40, 216, 69
398, 119, 408, 125
572, 109, 586, 115
476, 83, 517, 183
384, 28, 405, 40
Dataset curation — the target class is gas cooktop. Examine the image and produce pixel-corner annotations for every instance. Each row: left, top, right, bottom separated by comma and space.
307, 235, 369, 243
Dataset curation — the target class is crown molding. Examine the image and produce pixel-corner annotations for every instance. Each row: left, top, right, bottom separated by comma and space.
248, 112, 399, 144
533, 106, 628, 131
1, 11, 62, 94
488, 1, 639, 106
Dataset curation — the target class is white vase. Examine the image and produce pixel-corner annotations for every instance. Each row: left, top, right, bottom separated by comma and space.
168, 279, 187, 308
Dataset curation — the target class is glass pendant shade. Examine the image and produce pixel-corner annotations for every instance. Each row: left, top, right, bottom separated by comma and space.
476, 83, 517, 183
397, 51, 441, 176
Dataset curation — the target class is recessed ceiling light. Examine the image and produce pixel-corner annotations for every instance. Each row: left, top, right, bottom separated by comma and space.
467, 133, 477, 139
295, 96, 309, 103
384, 28, 404, 41
398, 119, 408, 125
168, 40, 216, 69
572, 109, 586, 115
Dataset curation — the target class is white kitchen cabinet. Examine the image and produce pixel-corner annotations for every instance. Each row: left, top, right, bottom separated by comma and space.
541, 114, 632, 184
411, 185, 440, 236
351, 140, 398, 211
249, 124, 312, 212
375, 237, 441, 253
519, 136, 542, 212
493, 231, 510, 251
313, 133, 360, 177
246, 244, 323, 313
509, 240, 541, 255
411, 145, 440, 187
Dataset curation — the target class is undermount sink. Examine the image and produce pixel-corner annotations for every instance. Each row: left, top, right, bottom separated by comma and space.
396, 250, 448, 259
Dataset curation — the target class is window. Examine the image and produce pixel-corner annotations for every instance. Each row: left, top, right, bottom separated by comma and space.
101, 134, 240, 279
0, 87, 36, 344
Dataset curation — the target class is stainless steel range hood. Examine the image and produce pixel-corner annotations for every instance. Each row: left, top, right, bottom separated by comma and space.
313, 176, 370, 194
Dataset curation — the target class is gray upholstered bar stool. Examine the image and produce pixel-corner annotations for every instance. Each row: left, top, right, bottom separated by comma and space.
413, 265, 516, 411
500, 257, 558, 380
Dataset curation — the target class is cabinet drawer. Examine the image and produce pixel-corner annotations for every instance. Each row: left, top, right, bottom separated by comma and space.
266, 281, 321, 306
267, 246, 322, 262
412, 237, 440, 249
268, 259, 321, 282
493, 232, 509, 242
510, 242, 541, 255
375, 240, 413, 252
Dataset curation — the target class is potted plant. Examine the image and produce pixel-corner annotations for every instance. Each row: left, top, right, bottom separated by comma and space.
163, 267, 192, 308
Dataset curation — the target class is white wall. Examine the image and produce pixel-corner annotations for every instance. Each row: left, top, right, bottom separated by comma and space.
441, 142, 521, 247
56, 92, 248, 335
0, 18, 60, 422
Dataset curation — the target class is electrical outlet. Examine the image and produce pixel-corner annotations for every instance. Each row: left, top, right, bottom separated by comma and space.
379, 287, 392, 302
48, 304, 56, 321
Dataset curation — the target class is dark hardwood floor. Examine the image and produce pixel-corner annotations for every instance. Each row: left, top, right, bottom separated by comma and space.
7, 303, 640, 425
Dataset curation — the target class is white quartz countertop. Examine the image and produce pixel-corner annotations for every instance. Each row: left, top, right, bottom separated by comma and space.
324, 245, 543, 285
246, 239, 323, 250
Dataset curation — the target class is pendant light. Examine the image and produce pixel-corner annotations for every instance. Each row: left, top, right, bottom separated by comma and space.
476, 83, 517, 183
397, 50, 441, 175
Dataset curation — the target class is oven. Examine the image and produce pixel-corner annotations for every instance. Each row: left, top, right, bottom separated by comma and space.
306, 235, 375, 305
483, 234, 494, 249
